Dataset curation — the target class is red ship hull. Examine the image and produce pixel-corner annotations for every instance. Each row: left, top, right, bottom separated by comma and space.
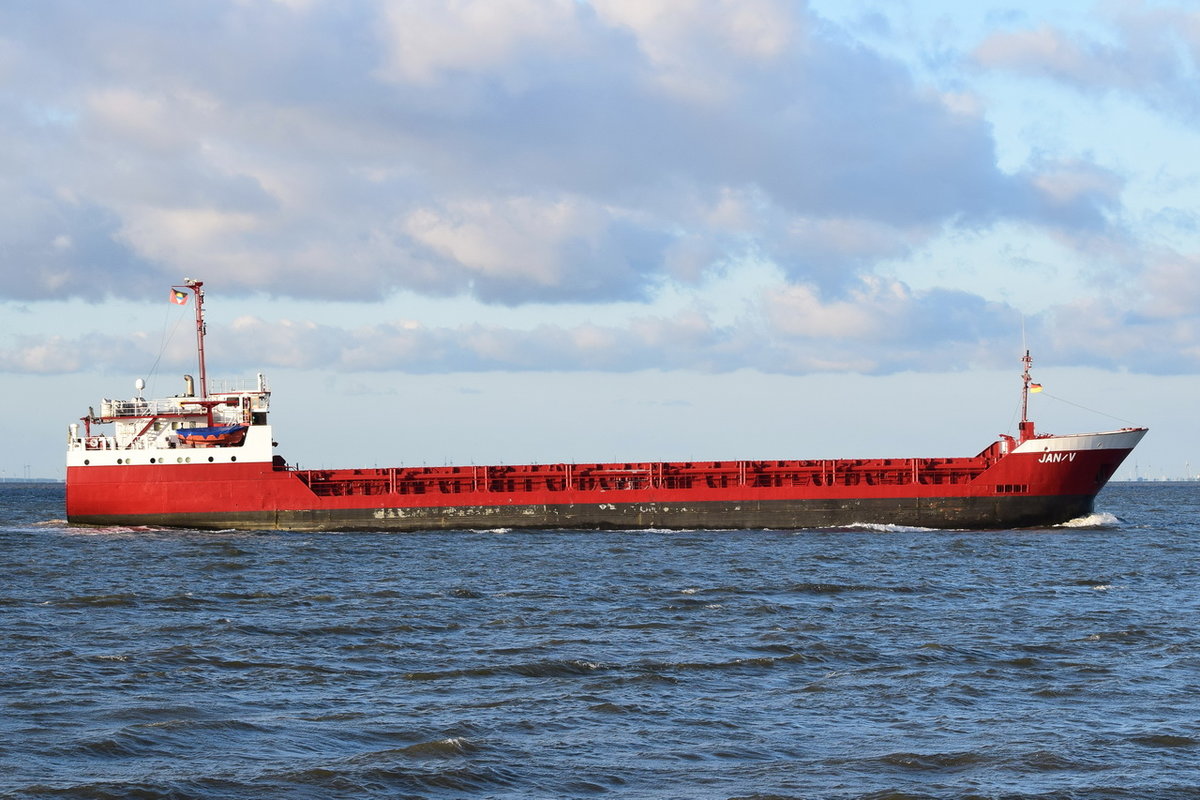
65, 429, 1144, 531
63, 286, 1148, 532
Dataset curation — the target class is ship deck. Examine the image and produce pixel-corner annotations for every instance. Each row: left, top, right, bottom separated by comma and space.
292, 449, 1007, 499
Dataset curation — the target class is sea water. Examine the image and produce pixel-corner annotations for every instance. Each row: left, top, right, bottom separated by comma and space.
2, 482, 1199, 799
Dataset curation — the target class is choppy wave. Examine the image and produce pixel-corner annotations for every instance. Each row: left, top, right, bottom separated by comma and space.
4, 482, 1200, 799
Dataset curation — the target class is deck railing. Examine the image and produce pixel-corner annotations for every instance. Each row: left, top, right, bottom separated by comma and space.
293, 457, 995, 497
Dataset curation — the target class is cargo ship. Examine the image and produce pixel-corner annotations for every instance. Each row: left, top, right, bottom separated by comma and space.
65, 280, 1147, 531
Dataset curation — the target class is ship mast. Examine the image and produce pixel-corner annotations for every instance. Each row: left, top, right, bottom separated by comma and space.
175, 278, 207, 399
1019, 349, 1035, 443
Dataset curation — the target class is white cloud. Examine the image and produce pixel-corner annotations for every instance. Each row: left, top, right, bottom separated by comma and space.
975, 25, 1115, 85
0, 336, 83, 373
764, 281, 890, 341
84, 88, 199, 155
1, 0, 1115, 310
1031, 160, 1122, 208
2, 0, 1199, 391
973, 7, 1200, 120
590, 0, 800, 101
403, 195, 609, 287
1138, 250, 1200, 319
374, 0, 582, 85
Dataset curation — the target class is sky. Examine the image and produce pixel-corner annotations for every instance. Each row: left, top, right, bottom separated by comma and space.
3, 0, 1199, 482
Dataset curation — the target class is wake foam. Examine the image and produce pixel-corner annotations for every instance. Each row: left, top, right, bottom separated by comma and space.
1057, 512, 1120, 529
841, 522, 940, 533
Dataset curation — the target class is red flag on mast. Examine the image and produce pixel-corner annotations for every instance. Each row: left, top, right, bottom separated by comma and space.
170, 288, 189, 305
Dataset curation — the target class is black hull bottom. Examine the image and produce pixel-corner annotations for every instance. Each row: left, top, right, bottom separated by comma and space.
71, 494, 1100, 531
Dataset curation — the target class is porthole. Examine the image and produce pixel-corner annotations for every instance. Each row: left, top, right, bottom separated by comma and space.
84, 459, 90, 465
208, 456, 215, 462
149, 458, 156, 464
185, 457, 192, 463
116, 458, 123, 465
177, 457, 183, 463
231, 456, 237, 462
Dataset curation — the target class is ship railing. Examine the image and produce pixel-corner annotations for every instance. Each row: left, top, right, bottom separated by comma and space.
78, 433, 182, 451
101, 398, 208, 418
99, 394, 269, 419
290, 455, 997, 497
209, 376, 269, 395
76, 435, 119, 451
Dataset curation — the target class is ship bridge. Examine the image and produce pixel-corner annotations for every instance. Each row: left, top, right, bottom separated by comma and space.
68, 374, 270, 453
